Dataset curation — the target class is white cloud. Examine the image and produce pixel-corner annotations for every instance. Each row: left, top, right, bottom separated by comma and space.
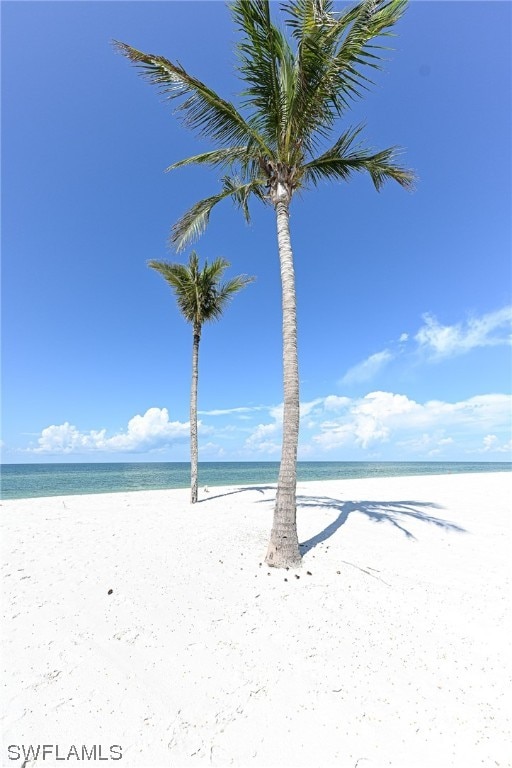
200, 442, 227, 459
415, 306, 512, 359
241, 398, 326, 455
483, 435, 497, 451
341, 349, 394, 385
481, 434, 512, 454
268, 404, 283, 423
30, 408, 190, 455
247, 423, 279, 441
323, 395, 351, 411
316, 391, 417, 449
106, 408, 190, 451
396, 434, 454, 456
313, 391, 512, 452
29, 391, 510, 461
210, 390, 510, 458
32, 423, 106, 454
244, 423, 281, 455
300, 398, 325, 418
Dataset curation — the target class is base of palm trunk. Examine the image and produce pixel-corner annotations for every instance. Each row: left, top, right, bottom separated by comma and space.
265, 523, 302, 568
191, 485, 198, 504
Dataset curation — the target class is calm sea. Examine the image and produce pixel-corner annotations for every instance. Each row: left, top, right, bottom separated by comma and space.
1, 461, 510, 501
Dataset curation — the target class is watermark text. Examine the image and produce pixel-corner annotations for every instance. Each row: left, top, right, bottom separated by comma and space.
7, 745, 122, 761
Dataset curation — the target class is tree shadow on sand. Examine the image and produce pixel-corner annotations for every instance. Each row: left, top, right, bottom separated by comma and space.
196, 485, 276, 503
296, 495, 467, 555
198, 487, 467, 554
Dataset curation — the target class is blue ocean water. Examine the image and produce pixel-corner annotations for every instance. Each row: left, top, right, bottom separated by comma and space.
1, 461, 510, 500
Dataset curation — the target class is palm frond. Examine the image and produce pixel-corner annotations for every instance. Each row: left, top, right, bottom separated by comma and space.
148, 257, 199, 323
281, 0, 409, 154
165, 146, 251, 173
170, 191, 232, 253
118, 0, 413, 238
330, 0, 409, 99
207, 263, 255, 320
222, 175, 268, 222
171, 176, 267, 252
148, 252, 253, 326
303, 125, 415, 190
285, 0, 336, 38
211, 276, 255, 319
231, 0, 295, 153
113, 40, 269, 153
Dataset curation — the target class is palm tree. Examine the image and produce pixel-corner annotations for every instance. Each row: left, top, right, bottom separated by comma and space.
115, 0, 415, 567
149, 252, 253, 503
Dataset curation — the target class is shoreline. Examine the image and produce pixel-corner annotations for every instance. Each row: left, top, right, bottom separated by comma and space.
2, 463, 511, 503
2, 472, 510, 767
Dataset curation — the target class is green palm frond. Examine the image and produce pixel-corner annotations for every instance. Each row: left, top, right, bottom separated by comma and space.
170, 190, 234, 253
221, 175, 268, 221
148, 258, 196, 323
231, 0, 308, 164
282, 0, 409, 153
171, 176, 268, 252
165, 146, 251, 173
285, 0, 334, 38
118, 0, 414, 235
231, 0, 290, 150
148, 252, 253, 327
303, 125, 415, 190
206, 269, 255, 321
113, 40, 269, 153
330, 0, 409, 93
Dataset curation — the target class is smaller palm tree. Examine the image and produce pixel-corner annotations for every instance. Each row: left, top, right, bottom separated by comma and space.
149, 252, 253, 503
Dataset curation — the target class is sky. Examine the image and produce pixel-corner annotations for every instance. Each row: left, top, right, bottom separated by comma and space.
1, 0, 511, 464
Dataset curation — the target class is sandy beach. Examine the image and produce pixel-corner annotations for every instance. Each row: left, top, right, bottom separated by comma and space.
1, 472, 510, 768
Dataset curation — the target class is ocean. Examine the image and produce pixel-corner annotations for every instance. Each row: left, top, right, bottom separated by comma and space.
1, 461, 510, 501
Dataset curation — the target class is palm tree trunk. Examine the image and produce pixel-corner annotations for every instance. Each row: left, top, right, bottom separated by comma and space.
265, 198, 302, 568
190, 323, 200, 504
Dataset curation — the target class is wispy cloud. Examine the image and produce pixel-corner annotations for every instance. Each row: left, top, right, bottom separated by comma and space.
198, 405, 265, 417
415, 306, 512, 359
337, 306, 511, 387
341, 349, 394, 385
267, 398, 325, 424
393, 433, 454, 458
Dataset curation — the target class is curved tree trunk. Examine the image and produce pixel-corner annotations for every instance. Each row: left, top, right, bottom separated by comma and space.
265, 197, 302, 568
190, 323, 200, 504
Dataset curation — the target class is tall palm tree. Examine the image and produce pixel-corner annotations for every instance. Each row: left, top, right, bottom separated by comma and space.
115, 0, 415, 567
149, 252, 253, 503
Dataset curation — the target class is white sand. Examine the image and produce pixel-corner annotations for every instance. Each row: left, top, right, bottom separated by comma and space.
1, 472, 511, 768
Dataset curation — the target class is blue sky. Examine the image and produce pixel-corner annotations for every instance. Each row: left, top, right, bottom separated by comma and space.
2, 0, 511, 464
